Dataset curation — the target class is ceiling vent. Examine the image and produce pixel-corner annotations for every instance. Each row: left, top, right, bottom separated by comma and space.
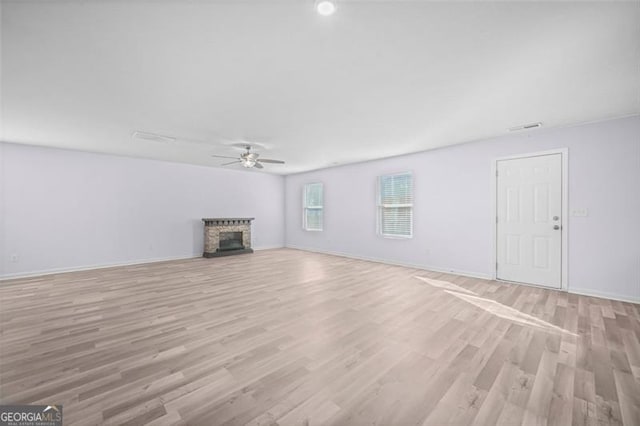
132, 131, 176, 143
508, 122, 542, 132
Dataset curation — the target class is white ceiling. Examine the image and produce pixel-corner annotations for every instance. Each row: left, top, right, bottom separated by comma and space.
2, 0, 639, 174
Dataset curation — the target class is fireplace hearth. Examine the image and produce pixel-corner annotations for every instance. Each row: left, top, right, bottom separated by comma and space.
202, 218, 254, 258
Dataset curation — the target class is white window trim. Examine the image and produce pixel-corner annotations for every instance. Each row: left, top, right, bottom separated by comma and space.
303, 182, 324, 232
377, 172, 413, 239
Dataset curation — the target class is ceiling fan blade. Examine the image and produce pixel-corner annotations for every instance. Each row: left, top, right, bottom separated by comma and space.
221, 160, 242, 166
258, 159, 285, 164
211, 154, 239, 160
253, 162, 264, 169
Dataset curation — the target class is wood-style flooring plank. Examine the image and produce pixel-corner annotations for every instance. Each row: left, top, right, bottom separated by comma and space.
1, 248, 639, 425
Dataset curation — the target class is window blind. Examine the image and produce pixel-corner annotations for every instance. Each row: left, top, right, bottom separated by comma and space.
303, 183, 323, 231
378, 172, 413, 237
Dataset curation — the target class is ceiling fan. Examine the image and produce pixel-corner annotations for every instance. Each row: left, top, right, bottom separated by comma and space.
211, 145, 285, 169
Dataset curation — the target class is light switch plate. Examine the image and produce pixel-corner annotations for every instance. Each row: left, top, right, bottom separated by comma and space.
571, 208, 588, 217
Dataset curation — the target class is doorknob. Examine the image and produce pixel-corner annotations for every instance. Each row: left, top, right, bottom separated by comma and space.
553, 225, 560, 230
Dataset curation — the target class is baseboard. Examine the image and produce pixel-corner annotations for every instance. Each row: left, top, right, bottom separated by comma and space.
253, 245, 286, 251
0, 245, 287, 281
0, 254, 200, 281
568, 287, 640, 305
285, 245, 492, 280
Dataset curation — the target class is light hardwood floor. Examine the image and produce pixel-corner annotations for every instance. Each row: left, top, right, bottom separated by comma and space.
1, 249, 639, 426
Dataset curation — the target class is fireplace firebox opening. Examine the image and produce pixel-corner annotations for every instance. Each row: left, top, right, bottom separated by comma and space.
219, 231, 244, 251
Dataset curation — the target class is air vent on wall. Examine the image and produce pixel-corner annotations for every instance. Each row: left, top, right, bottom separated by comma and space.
508, 122, 542, 132
132, 131, 176, 143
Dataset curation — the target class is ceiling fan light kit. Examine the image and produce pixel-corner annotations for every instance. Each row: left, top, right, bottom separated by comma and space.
211, 145, 285, 170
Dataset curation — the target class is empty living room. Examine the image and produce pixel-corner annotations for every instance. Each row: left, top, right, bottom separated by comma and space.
1, 0, 639, 425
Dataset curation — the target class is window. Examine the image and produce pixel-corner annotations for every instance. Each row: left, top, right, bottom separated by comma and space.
303, 183, 323, 231
377, 172, 413, 238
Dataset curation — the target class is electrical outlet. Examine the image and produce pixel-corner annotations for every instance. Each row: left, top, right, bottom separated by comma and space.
10, 254, 19, 263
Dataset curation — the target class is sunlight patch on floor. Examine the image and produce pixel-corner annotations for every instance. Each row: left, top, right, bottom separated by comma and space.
414, 276, 477, 295
415, 276, 576, 336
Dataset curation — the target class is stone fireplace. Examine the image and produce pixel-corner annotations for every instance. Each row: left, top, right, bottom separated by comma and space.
202, 218, 254, 257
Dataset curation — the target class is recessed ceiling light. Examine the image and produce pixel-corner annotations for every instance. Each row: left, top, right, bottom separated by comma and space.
316, 0, 336, 16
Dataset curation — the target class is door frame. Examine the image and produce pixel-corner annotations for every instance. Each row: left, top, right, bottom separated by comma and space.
490, 148, 569, 290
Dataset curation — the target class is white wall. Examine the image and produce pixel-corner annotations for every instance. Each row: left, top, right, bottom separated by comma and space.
0, 143, 285, 278
3, 117, 638, 303
285, 115, 640, 303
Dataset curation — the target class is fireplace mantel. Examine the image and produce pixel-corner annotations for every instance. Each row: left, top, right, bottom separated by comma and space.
202, 218, 254, 226
202, 218, 254, 258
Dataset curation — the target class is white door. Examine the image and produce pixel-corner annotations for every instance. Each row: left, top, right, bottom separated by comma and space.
496, 153, 563, 288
